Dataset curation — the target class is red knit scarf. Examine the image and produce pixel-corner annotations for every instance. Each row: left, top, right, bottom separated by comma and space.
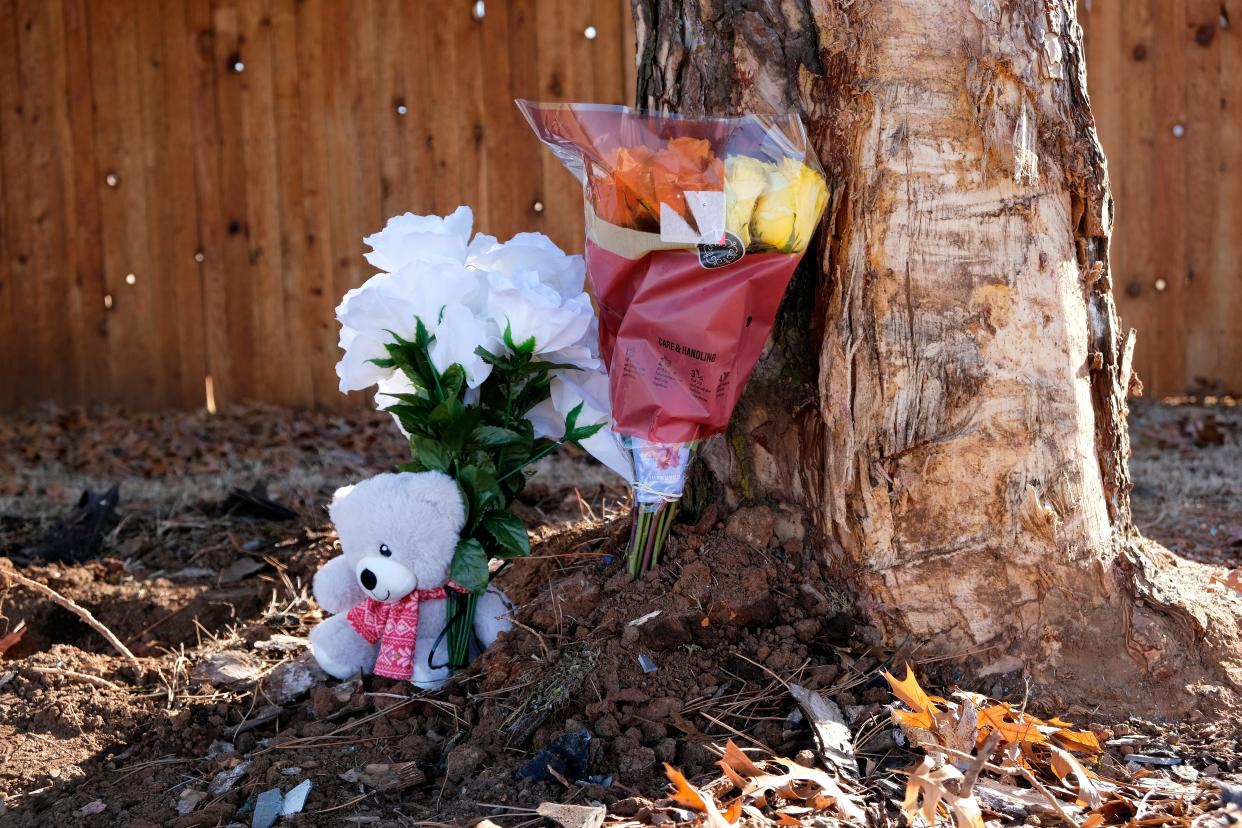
347, 582, 462, 680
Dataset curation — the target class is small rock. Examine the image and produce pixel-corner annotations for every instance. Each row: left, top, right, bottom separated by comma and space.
1170, 764, 1199, 783
263, 655, 327, 704
219, 557, 265, 583
252, 634, 308, 653
176, 788, 208, 816
78, 799, 106, 816
537, 803, 606, 828
594, 714, 621, 738
793, 618, 820, 643
209, 761, 251, 795
617, 745, 657, 776
725, 506, 775, 549
445, 744, 487, 782
191, 650, 263, 686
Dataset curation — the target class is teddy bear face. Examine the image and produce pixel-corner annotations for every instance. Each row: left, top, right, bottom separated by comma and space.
328, 471, 466, 604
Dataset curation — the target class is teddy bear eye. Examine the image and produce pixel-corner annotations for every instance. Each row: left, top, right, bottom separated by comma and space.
379, 544, 392, 557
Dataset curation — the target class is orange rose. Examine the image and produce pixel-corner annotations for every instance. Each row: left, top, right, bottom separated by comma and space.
589, 146, 659, 229
650, 137, 723, 230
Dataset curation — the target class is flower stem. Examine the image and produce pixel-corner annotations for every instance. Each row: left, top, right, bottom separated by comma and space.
626, 499, 679, 576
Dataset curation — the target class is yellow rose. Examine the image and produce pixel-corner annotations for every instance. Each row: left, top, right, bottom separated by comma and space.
723, 155, 771, 247
750, 157, 829, 253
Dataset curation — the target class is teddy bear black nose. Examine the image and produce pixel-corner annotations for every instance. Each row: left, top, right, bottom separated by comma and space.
359, 568, 377, 590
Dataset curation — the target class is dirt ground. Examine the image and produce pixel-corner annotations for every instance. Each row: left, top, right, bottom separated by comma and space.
0, 398, 1238, 826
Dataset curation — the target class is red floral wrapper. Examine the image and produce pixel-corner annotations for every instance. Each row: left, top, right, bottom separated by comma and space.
518, 101, 829, 572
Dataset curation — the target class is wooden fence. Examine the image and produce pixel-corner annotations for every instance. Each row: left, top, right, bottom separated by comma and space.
0, 0, 1237, 411
1081, 0, 1242, 396
0, 0, 633, 411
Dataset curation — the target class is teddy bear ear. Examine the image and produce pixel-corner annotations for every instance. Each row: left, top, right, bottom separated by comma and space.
326, 483, 357, 525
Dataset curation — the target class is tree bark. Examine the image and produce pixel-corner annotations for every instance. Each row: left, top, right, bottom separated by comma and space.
634, 0, 1242, 713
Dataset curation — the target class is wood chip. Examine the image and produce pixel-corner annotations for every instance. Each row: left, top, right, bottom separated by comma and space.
788, 682, 859, 783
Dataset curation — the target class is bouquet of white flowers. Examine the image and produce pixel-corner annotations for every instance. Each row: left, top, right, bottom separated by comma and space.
335, 206, 630, 665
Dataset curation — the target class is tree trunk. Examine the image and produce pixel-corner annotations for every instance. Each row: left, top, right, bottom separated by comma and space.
633, 0, 1242, 713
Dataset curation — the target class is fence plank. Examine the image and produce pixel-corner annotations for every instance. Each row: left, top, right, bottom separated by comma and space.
0, 0, 24, 411
61, 0, 111, 403
88, 0, 164, 406
2, 0, 1239, 410
289, 0, 341, 406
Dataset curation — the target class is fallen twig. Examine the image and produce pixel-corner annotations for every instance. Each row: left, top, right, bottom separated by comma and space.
1018, 764, 1083, 828
29, 666, 122, 691
2, 567, 141, 673
960, 730, 1002, 797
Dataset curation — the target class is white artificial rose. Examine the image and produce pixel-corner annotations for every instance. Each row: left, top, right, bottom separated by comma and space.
335, 260, 484, 393
363, 205, 474, 273
336, 331, 394, 393
468, 232, 586, 298
529, 367, 632, 482
429, 303, 498, 389
487, 271, 594, 356
537, 315, 601, 371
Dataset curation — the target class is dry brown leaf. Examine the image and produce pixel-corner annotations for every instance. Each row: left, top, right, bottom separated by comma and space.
1049, 745, 1105, 809
717, 760, 749, 791
1052, 727, 1103, 754
902, 756, 986, 828
885, 664, 938, 730
775, 813, 803, 826
884, 664, 937, 714
722, 800, 743, 824
1081, 814, 1105, 828
978, 704, 1047, 746
664, 763, 709, 812
721, 739, 765, 777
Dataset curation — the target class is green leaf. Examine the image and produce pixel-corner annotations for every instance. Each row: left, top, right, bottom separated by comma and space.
471, 425, 523, 448
567, 422, 606, 444
440, 364, 466, 400
481, 510, 531, 558
456, 465, 505, 528
474, 345, 506, 367
408, 435, 451, 473
450, 538, 489, 594
502, 322, 536, 356
512, 373, 553, 417
563, 401, 584, 435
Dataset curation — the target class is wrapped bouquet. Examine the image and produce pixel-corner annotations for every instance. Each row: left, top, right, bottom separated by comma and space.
520, 102, 830, 574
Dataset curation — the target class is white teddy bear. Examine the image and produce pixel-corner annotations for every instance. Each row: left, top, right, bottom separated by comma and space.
309, 471, 513, 689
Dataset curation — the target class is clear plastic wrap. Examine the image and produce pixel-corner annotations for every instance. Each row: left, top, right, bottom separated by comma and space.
519, 102, 829, 572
